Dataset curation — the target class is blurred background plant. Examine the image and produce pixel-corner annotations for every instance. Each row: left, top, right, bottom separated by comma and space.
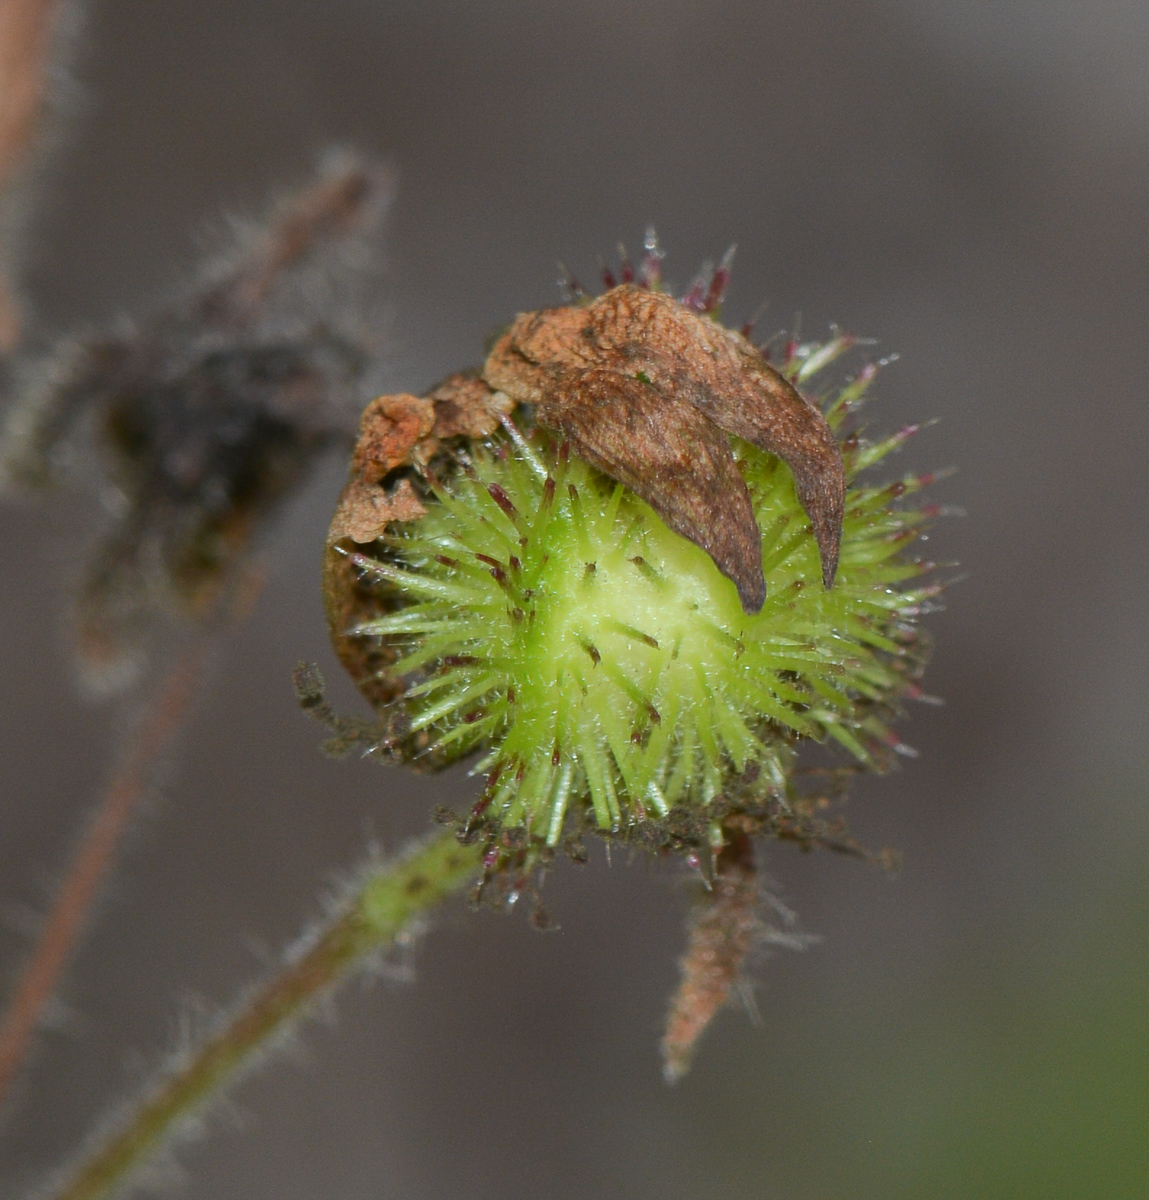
0, 2, 1147, 1199
0, 3, 398, 1139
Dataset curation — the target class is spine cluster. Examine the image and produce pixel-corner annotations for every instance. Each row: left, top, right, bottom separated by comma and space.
349, 342, 938, 851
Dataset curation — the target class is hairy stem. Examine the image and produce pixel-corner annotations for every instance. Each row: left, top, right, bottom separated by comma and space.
0, 638, 212, 1113
0, 0, 68, 350
41, 829, 482, 1200
661, 828, 758, 1082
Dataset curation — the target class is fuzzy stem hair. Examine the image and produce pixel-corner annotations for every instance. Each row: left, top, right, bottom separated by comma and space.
35, 830, 481, 1200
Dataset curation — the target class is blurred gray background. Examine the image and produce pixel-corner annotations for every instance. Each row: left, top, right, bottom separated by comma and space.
2, 1, 1148, 1197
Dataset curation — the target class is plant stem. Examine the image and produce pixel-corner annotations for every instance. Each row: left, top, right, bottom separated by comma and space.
661, 827, 757, 1082
0, 0, 67, 350
1, 564, 268, 1115
40, 829, 481, 1200
0, 638, 212, 1113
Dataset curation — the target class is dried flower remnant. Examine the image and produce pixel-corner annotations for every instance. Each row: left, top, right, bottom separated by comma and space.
323, 372, 514, 710
484, 282, 844, 611
1, 151, 393, 691
322, 242, 941, 891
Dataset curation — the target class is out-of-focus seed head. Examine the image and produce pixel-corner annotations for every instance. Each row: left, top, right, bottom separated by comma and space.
1, 151, 393, 693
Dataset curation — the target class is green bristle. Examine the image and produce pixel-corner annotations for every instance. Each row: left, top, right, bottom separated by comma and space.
353, 362, 933, 847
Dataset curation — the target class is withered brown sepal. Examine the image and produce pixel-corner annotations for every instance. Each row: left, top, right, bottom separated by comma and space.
483, 284, 844, 612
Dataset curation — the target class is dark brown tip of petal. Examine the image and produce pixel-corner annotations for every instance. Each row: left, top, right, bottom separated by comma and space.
791, 459, 844, 589
715, 360, 844, 590
536, 368, 767, 613
733, 554, 767, 613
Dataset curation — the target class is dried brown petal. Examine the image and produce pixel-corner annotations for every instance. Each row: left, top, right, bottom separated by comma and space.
582, 286, 844, 588
482, 285, 845, 611
426, 372, 512, 439
483, 332, 540, 402
539, 367, 767, 611
492, 304, 596, 385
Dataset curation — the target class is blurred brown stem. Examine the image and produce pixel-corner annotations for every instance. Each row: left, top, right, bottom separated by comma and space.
0, 147, 393, 1115
0, 636, 211, 1112
0, 0, 66, 351
195, 159, 392, 331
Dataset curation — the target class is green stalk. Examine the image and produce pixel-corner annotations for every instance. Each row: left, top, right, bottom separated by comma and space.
43, 830, 482, 1200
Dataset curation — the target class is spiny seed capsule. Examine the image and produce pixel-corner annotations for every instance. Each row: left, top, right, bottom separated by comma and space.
322, 273, 939, 859
354, 416, 932, 841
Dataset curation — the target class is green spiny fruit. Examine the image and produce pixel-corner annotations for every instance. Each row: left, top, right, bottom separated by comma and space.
344, 340, 938, 850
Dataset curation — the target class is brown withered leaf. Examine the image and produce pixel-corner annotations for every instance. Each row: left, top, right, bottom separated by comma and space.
484, 284, 845, 610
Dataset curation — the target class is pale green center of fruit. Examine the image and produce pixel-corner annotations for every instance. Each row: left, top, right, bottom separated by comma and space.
522, 496, 751, 720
